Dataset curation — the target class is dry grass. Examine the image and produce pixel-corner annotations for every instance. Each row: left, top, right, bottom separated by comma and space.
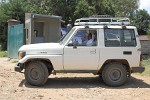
0, 51, 7, 57
141, 59, 150, 76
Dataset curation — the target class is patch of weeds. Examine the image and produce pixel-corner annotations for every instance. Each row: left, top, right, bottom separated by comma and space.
141, 59, 150, 76
0, 51, 7, 57
12, 61, 18, 63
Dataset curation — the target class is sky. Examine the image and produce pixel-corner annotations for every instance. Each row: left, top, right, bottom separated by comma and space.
139, 0, 150, 14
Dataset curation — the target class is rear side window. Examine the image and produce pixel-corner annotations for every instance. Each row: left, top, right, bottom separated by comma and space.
104, 29, 136, 47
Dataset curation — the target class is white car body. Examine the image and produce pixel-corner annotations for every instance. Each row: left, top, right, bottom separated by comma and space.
15, 25, 145, 86
18, 25, 141, 71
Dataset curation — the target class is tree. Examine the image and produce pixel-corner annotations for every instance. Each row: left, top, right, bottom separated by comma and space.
74, 0, 95, 20
26, 0, 77, 25
110, 0, 139, 18
0, 0, 147, 50
50, 0, 77, 25
133, 9, 150, 35
0, 0, 27, 50
89, 0, 115, 16
25, 0, 52, 15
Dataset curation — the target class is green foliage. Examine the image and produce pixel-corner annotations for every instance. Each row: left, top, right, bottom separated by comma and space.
132, 9, 150, 35
50, 0, 77, 25
91, 0, 115, 16
147, 30, 150, 37
147, 24, 150, 36
0, 0, 149, 50
25, 0, 52, 15
0, 0, 26, 22
74, 0, 95, 19
0, 0, 143, 26
0, 0, 27, 50
141, 59, 150, 76
110, 0, 139, 18
0, 51, 7, 57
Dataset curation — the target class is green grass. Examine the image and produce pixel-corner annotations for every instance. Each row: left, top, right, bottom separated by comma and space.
0, 51, 7, 57
141, 59, 150, 76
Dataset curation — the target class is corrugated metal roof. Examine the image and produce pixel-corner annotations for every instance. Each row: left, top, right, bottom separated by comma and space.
32, 14, 62, 20
7, 19, 20, 23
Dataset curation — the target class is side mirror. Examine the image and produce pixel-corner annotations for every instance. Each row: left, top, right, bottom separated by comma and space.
73, 40, 78, 46
73, 41, 78, 49
68, 41, 73, 46
68, 40, 77, 49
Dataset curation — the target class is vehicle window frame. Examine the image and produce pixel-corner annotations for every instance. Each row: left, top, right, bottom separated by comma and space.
66, 28, 98, 47
104, 28, 137, 47
60, 27, 76, 45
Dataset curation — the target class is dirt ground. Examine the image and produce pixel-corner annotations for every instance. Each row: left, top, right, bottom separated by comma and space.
0, 57, 150, 100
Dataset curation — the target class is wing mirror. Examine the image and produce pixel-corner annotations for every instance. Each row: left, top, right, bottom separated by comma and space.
68, 40, 77, 49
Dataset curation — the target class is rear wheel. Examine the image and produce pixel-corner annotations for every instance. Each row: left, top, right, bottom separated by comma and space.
25, 61, 49, 86
102, 62, 127, 86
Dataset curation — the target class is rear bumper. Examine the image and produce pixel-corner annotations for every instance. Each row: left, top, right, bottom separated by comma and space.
14, 63, 23, 72
131, 66, 145, 73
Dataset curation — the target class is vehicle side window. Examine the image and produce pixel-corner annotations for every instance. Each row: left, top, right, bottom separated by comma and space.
68, 29, 97, 46
104, 29, 136, 47
105, 29, 121, 47
121, 30, 136, 46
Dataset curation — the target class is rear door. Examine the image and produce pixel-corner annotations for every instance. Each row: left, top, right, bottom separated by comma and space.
100, 28, 140, 67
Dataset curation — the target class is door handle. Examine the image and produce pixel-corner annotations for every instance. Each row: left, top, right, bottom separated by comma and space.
90, 49, 96, 54
123, 51, 132, 55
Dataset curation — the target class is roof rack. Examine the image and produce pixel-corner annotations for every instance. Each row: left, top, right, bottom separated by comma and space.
90, 15, 112, 18
74, 15, 130, 26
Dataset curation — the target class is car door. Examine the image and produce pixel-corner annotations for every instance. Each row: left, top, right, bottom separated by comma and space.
64, 28, 99, 70
99, 28, 139, 67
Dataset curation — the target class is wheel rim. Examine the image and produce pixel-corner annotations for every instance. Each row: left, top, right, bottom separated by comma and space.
109, 69, 121, 81
30, 68, 40, 80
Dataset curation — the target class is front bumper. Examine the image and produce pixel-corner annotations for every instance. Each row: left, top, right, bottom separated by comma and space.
14, 63, 24, 72
131, 66, 145, 73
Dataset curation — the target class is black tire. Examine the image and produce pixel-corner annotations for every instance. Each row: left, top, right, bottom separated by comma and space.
102, 62, 127, 87
25, 61, 49, 86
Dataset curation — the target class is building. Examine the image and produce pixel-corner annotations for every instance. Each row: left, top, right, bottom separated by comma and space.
7, 13, 63, 58
25, 13, 62, 44
139, 35, 150, 55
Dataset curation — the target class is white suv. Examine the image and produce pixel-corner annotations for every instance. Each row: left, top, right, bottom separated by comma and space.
15, 18, 145, 87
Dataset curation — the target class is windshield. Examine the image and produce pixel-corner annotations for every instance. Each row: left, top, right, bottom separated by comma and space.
59, 27, 76, 45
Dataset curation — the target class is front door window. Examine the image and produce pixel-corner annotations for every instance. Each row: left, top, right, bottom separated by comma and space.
70, 29, 97, 46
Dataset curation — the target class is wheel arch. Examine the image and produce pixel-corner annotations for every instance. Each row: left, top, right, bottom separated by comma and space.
23, 58, 54, 71
98, 59, 131, 76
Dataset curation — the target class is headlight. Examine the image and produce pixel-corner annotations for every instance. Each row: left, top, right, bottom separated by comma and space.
18, 51, 26, 59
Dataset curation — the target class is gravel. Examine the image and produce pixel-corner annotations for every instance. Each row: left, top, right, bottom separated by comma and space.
0, 57, 150, 100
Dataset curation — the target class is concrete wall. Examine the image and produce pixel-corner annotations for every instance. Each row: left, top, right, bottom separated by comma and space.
140, 41, 150, 55
33, 18, 61, 43
25, 13, 33, 44
44, 19, 61, 42
25, 13, 61, 44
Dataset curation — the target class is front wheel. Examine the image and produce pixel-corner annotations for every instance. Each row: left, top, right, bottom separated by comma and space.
25, 61, 49, 86
102, 62, 127, 87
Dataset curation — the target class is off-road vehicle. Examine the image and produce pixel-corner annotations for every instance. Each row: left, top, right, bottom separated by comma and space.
15, 16, 145, 86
